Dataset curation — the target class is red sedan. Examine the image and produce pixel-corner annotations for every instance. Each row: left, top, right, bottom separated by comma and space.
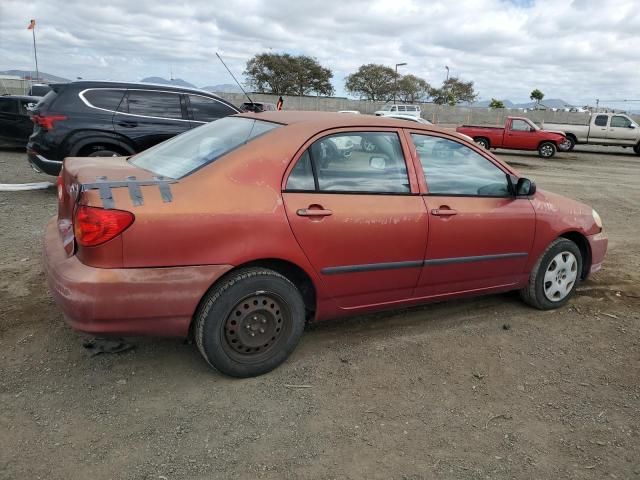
45, 112, 608, 377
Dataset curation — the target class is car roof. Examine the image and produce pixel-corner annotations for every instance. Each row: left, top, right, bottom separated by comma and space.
238, 110, 442, 131
52, 80, 228, 99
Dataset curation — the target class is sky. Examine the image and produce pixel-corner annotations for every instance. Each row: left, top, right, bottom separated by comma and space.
0, 0, 638, 107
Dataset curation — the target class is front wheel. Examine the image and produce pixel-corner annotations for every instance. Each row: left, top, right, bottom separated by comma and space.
520, 238, 582, 310
538, 141, 557, 158
194, 268, 306, 377
560, 136, 575, 152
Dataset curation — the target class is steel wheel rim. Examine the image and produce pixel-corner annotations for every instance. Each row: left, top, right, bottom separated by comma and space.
560, 138, 572, 150
543, 251, 578, 302
222, 292, 290, 363
541, 144, 554, 157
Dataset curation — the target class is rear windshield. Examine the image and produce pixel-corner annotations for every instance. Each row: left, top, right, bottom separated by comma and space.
129, 117, 280, 178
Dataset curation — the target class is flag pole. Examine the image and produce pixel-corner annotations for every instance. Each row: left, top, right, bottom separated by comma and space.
32, 23, 39, 82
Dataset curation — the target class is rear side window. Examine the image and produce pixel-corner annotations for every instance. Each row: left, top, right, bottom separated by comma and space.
594, 115, 608, 127
130, 117, 279, 178
82, 89, 125, 111
0, 98, 18, 114
124, 90, 183, 119
188, 95, 236, 122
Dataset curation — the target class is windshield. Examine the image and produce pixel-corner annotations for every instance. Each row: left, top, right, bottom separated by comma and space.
381, 105, 392, 111
129, 117, 279, 178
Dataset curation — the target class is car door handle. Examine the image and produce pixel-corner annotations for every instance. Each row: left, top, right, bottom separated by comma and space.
431, 208, 457, 216
297, 208, 333, 217
117, 121, 138, 128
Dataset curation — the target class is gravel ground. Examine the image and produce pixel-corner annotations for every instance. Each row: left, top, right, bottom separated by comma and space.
0, 145, 639, 480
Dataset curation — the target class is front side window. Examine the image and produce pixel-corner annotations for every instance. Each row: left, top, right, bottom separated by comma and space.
188, 95, 236, 122
411, 134, 509, 197
594, 115, 608, 127
610, 115, 631, 128
125, 90, 183, 119
130, 117, 279, 178
285, 132, 410, 193
511, 119, 532, 131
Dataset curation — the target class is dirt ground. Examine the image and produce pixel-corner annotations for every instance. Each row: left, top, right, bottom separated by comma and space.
1, 145, 639, 480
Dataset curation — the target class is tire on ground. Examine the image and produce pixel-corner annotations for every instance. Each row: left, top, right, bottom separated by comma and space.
193, 267, 306, 378
520, 238, 583, 310
538, 141, 557, 158
474, 137, 490, 149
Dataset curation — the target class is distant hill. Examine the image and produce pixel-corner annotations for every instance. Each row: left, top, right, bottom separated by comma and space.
469, 98, 576, 109
140, 76, 197, 89
0, 70, 71, 83
201, 84, 243, 94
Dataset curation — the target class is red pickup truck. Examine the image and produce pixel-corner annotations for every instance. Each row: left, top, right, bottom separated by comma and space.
457, 117, 568, 158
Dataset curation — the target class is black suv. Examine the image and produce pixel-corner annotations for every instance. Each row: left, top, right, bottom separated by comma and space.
0, 95, 41, 147
27, 81, 240, 175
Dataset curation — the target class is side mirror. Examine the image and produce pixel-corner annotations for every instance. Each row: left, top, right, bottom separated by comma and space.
516, 177, 536, 196
369, 156, 386, 170
629, 124, 636, 129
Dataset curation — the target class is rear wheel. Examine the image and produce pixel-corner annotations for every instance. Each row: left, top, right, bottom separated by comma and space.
634, 143, 640, 155
194, 268, 306, 378
538, 141, 556, 158
81, 144, 127, 158
474, 137, 490, 149
520, 238, 582, 310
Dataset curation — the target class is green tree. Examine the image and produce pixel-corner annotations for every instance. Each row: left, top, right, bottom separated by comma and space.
489, 98, 505, 109
530, 88, 544, 106
397, 74, 431, 103
244, 53, 334, 96
345, 64, 397, 101
431, 77, 478, 106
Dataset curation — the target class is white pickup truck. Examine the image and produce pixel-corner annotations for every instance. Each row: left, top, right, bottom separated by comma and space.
543, 113, 640, 154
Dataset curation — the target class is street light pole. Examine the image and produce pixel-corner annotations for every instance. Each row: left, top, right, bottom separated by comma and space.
445, 65, 449, 81
394, 62, 407, 105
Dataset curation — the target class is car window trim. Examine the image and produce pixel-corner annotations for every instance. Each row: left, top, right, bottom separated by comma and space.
282, 127, 420, 195
79, 88, 225, 123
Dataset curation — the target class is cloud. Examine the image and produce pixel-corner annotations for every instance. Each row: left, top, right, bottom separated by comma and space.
0, 0, 638, 106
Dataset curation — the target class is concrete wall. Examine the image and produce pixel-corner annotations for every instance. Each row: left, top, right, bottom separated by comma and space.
0, 78, 31, 96
215, 92, 640, 126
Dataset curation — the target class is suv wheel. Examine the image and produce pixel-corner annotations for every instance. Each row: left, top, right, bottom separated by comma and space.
82, 145, 126, 157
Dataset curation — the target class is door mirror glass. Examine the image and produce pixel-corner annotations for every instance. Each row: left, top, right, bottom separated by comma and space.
516, 177, 536, 196
369, 156, 387, 170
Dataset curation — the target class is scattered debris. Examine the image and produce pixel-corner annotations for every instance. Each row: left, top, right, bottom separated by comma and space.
502, 323, 511, 330
82, 337, 135, 356
473, 372, 485, 380
284, 384, 312, 389
601, 312, 618, 319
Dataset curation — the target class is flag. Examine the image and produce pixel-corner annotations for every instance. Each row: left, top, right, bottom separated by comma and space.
27, 19, 36, 30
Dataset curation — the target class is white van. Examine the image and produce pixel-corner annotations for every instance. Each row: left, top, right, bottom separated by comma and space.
374, 104, 421, 118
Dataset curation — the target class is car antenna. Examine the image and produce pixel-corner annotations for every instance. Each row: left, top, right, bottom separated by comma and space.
215, 52, 254, 105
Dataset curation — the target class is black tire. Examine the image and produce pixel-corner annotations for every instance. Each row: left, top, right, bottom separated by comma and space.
83, 145, 125, 157
538, 141, 557, 158
564, 135, 576, 152
520, 238, 582, 310
474, 137, 490, 149
194, 268, 306, 378
634, 143, 640, 155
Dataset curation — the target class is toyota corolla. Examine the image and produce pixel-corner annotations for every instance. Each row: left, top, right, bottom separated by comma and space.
44, 112, 608, 377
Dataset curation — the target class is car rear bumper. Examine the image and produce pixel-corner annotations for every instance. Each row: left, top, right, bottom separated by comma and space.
43, 218, 234, 337
27, 148, 62, 176
587, 231, 608, 275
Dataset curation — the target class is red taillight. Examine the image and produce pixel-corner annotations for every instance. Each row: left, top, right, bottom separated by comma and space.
73, 205, 134, 247
31, 113, 68, 130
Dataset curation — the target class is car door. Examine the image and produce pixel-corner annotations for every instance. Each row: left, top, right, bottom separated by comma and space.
502, 118, 538, 150
114, 89, 190, 151
408, 133, 536, 298
589, 114, 610, 142
17, 99, 36, 143
0, 98, 20, 143
607, 115, 638, 145
282, 129, 428, 308
186, 94, 238, 128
